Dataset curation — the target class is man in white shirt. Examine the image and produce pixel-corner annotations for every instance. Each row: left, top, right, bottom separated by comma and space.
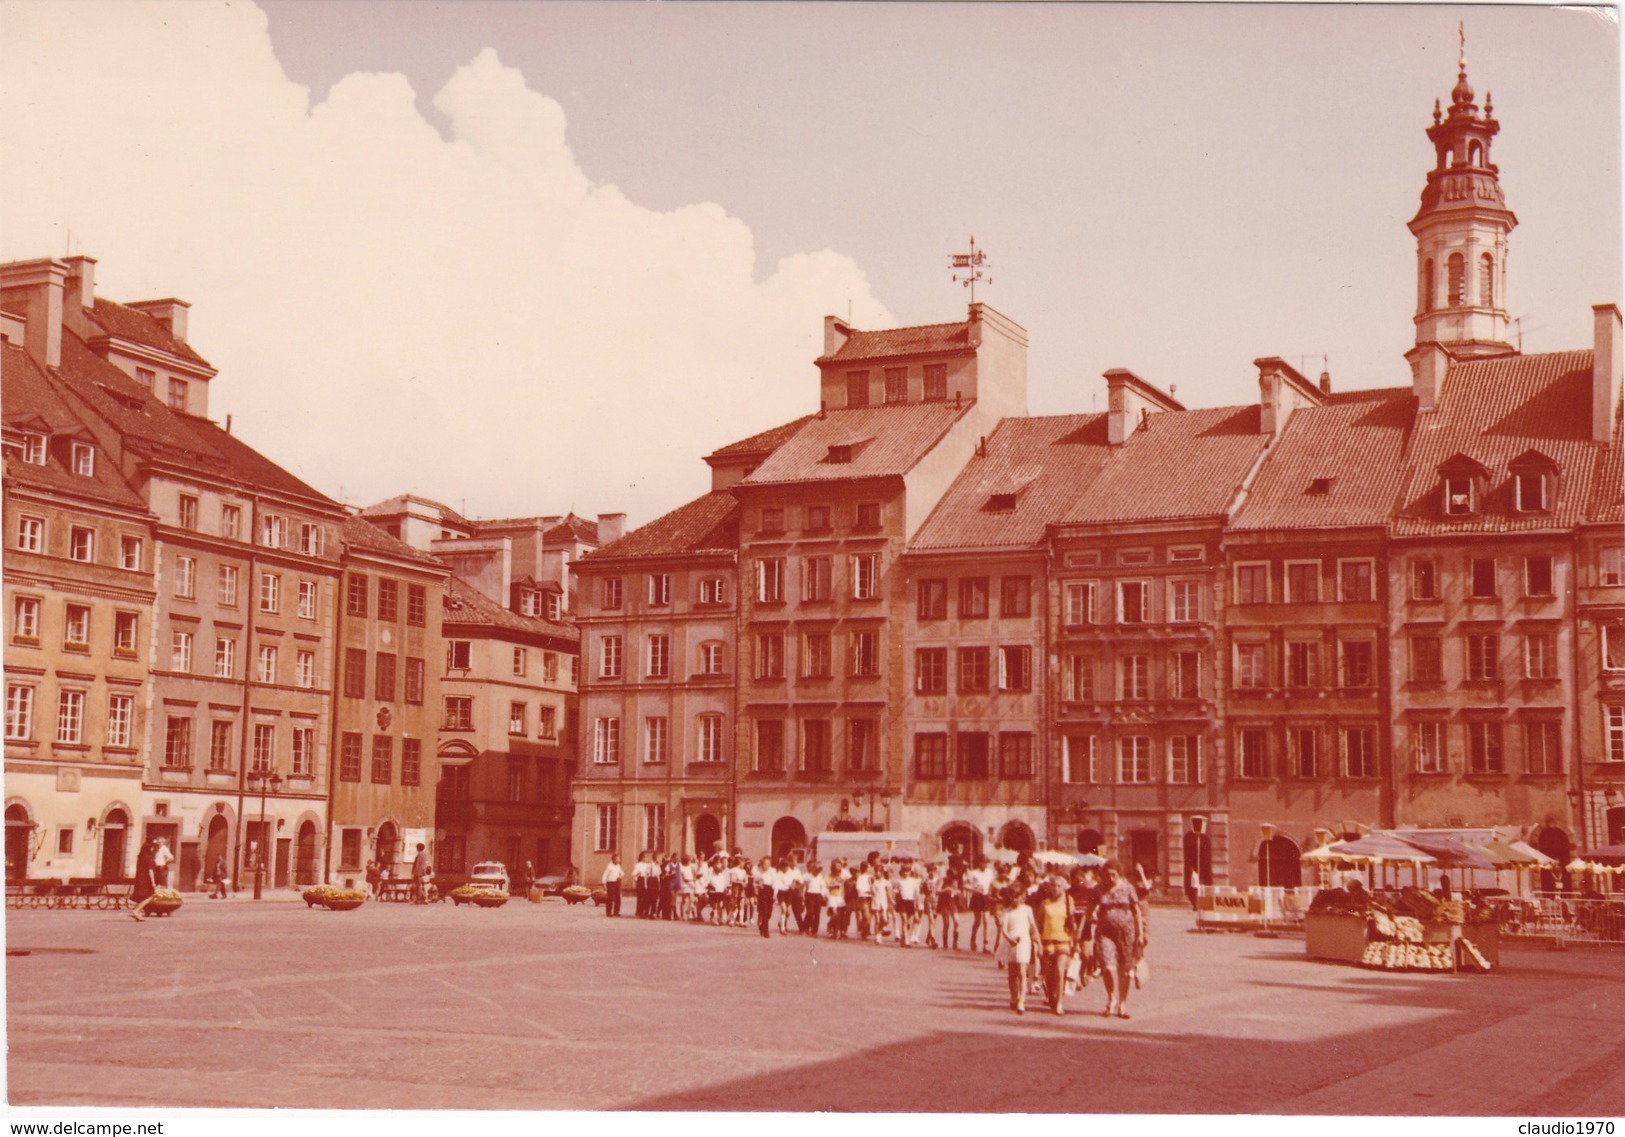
632, 852, 652, 918
601, 853, 625, 917
967, 859, 995, 953
152, 837, 175, 888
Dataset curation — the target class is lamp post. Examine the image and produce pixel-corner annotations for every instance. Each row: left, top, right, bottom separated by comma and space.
246, 767, 283, 900
1257, 822, 1278, 937
850, 784, 895, 832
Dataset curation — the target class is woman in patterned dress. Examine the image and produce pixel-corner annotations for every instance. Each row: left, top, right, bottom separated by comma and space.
1088, 860, 1147, 1019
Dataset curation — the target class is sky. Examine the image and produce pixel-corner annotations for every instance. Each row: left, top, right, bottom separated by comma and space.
1, 1, 1618, 530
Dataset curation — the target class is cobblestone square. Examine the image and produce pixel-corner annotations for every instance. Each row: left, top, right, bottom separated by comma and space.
6, 896, 1624, 1114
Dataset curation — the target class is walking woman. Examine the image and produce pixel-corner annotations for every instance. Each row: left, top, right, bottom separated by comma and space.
870, 864, 892, 943
938, 862, 963, 950
128, 839, 160, 921
1035, 877, 1075, 1015
1090, 860, 1147, 1019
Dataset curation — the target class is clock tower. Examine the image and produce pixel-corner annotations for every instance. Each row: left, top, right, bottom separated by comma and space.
1407, 32, 1517, 361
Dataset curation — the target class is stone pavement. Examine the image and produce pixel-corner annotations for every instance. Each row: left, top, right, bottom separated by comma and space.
6, 895, 1624, 1113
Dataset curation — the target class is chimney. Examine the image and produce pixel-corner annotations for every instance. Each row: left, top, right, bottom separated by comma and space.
1254, 357, 1324, 438
1319, 370, 1332, 396
0, 258, 67, 369
596, 513, 627, 545
126, 297, 190, 342
823, 314, 852, 358
1406, 341, 1451, 412
1593, 304, 1622, 443
62, 256, 96, 337
1103, 368, 1184, 446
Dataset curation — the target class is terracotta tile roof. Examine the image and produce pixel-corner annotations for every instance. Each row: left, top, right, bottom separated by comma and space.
1231, 388, 1416, 530
816, 320, 972, 364
1061, 404, 1270, 525
49, 330, 337, 507
1392, 350, 1608, 535
1, 342, 149, 512
910, 414, 1112, 551
442, 575, 579, 642
542, 514, 601, 545
341, 515, 446, 569
86, 298, 211, 367
360, 494, 472, 530
1589, 425, 1622, 523
741, 403, 969, 486
708, 414, 815, 459
583, 490, 740, 560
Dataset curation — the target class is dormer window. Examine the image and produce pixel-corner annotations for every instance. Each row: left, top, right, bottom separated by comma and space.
845, 371, 870, 409
21, 433, 46, 466
1306, 477, 1334, 496
1437, 454, 1489, 518
987, 493, 1018, 512
825, 444, 853, 464
1515, 472, 1548, 512
135, 367, 155, 390
167, 378, 188, 411
1444, 476, 1475, 515
1509, 449, 1559, 513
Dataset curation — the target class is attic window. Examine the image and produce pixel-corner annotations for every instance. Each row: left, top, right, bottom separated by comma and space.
71, 443, 94, 477
987, 493, 1018, 512
135, 367, 155, 390
1515, 472, 1550, 512
1306, 477, 1334, 496
1443, 475, 1475, 516
20, 433, 46, 466
825, 444, 853, 464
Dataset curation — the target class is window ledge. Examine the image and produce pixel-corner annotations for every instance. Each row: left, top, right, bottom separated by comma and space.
11, 636, 39, 647
1462, 772, 1509, 782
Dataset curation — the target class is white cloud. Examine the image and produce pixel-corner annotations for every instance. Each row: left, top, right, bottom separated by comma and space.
0, 1, 890, 524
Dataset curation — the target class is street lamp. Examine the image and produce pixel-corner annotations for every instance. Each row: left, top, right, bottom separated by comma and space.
850, 784, 895, 831
1258, 822, 1278, 938
246, 767, 283, 900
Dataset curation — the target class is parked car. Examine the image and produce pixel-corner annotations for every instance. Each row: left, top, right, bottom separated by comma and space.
532, 868, 574, 896
468, 861, 510, 892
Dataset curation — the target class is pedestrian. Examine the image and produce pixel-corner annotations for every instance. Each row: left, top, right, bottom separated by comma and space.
1089, 860, 1147, 1019
633, 850, 651, 918
365, 859, 382, 899
1035, 878, 1075, 1015
803, 859, 827, 936
410, 843, 431, 904
129, 840, 160, 921
895, 863, 921, 947
602, 852, 624, 916
999, 885, 1040, 1014
938, 862, 962, 950
755, 857, 775, 938
522, 860, 536, 897
966, 857, 994, 952
870, 863, 892, 943
152, 836, 174, 888
823, 861, 846, 938
210, 853, 229, 899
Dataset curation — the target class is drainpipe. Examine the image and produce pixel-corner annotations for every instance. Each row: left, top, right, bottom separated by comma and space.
323, 549, 347, 885
231, 493, 261, 892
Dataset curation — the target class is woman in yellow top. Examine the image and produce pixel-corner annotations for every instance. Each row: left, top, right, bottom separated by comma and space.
1035, 878, 1076, 1015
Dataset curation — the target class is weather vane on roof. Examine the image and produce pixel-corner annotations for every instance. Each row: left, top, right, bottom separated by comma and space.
950, 235, 991, 303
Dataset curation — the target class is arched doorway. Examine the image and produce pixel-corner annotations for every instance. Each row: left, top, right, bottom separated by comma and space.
693, 813, 722, 859
1536, 826, 1571, 893
5, 803, 33, 881
939, 821, 982, 865
1257, 834, 1301, 888
1076, 827, 1105, 856
375, 821, 400, 875
295, 821, 319, 885
770, 817, 806, 862
99, 808, 129, 881
204, 814, 229, 880
999, 821, 1036, 855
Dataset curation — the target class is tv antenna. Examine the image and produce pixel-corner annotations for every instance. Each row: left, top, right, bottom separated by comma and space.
950, 235, 991, 303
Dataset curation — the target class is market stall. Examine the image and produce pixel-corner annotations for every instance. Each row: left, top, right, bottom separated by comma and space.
1299, 834, 1496, 972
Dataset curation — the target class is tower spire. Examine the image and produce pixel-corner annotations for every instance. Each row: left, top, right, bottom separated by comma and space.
1406, 33, 1518, 382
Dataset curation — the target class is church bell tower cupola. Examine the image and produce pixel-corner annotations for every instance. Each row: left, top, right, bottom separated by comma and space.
1408, 28, 1517, 359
